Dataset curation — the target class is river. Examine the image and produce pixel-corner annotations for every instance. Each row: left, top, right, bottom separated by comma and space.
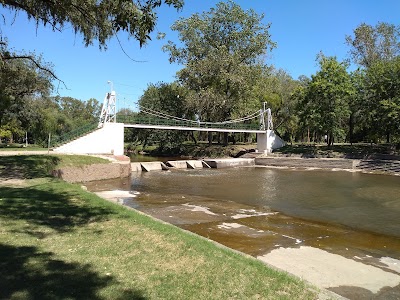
86, 165, 400, 299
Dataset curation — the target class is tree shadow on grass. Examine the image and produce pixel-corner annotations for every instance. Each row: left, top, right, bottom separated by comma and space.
0, 185, 114, 235
0, 155, 60, 180
0, 244, 146, 300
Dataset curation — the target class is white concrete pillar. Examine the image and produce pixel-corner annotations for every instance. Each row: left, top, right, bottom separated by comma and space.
257, 130, 286, 154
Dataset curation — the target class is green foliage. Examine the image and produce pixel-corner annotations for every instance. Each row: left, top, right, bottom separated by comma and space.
295, 55, 354, 145
1, 0, 184, 48
346, 22, 400, 68
163, 0, 275, 124
363, 57, 400, 141
253, 68, 300, 141
131, 82, 190, 150
0, 48, 53, 126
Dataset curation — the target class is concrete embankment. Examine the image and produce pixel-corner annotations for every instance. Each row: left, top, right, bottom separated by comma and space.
255, 156, 400, 175
52, 155, 400, 182
255, 156, 359, 171
52, 161, 131, 183
203, 158, 255, 168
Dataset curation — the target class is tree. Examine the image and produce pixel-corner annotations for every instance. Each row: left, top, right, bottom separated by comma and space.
135, 82, 191, 151
348, 69, 367, 144
363, 57, 400, 142
346, 22, 400, 68
297, 55, 354, 146
254, 68, 299, 140
1, 0, 184, 84
163, 1, 275, 144
1, 0, 184, 49
0, 51, 52, 127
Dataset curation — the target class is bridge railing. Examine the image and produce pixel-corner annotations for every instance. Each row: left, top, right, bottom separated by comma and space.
51, 122, 99, 148
116, 115, 261, 130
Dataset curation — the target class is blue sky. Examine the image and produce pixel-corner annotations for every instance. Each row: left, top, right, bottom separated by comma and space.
1, 0, 399, 111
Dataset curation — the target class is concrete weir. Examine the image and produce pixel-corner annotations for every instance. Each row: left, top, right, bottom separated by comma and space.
132, 158, 255, 172
203, 158, 255, 168
166, 160, 205, 169
140, 162, 169, 172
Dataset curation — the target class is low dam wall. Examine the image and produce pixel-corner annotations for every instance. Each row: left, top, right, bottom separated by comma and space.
132, 158, 255, 172
255, 157, 359, 170
203, 158, 255, 169
54, 156, 399, 182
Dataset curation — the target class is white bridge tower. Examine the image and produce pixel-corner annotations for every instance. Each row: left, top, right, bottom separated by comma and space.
99, 81, 117, 127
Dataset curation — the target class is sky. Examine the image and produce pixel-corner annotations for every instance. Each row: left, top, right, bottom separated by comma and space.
1, 0, 399, 111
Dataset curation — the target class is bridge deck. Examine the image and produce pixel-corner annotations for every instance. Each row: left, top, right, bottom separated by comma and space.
123, 123, 265, 133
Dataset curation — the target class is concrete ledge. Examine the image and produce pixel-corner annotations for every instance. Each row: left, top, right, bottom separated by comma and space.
166, 160, 189, 169
52, 162, 130, 183
202, 161, 212, 168
255, 157, 356, 170
140, 162, 169, 172
203, 158, 255, 168
131, 162, 142, 172
187, 160, 204, 169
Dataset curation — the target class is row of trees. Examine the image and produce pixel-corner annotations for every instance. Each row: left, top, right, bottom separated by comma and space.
0, 0, 182, 145
128, 2, 400, 150
1, 0, 399, 150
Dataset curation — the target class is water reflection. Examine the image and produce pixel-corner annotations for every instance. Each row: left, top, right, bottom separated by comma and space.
86, 167, 400, 299
127, 167, 400, 237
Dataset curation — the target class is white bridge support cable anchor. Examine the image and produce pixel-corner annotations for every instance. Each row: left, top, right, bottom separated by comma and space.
256, 103, 284, 154
99, 81, 117, 127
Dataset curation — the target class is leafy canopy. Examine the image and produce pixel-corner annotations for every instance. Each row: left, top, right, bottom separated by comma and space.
346, 22, 400, 68
1, 0, 184, 48
163, 0, 275, 123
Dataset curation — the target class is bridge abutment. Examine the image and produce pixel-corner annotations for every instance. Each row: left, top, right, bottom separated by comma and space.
257, 130, 286, 154
54, 122, 125, 156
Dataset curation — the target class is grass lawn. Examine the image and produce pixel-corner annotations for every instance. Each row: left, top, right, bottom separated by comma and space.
0, 155, 318, 299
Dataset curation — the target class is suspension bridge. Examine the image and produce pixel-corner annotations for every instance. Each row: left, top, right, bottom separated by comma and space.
53, 89, 285, 156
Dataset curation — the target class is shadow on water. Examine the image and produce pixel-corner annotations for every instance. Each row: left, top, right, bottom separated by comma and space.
0, 185, 113, 235
0, 244, 146, 300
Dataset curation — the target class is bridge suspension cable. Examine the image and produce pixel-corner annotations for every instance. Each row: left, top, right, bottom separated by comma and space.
139, 105, 261, 126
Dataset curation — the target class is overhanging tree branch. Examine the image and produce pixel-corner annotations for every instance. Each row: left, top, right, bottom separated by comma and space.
1, 53, 66, 90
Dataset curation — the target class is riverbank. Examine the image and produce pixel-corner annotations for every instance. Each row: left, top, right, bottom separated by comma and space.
89, 166, 400, 300
0, 155, 318, 299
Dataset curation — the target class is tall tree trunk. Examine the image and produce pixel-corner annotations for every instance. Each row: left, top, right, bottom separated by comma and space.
189, 132, 197, 144
349, 113, 354, 145
223, 132, 228, 146
327, 133, 334, 147
232, 133, 236, 145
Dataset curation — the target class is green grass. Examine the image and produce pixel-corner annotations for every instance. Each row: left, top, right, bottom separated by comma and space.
0, 143, 46, 151
0, 157, 317, 299
0, 155, 110, 180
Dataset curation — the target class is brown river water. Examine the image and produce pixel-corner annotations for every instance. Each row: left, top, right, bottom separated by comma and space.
86, 166, 400, 299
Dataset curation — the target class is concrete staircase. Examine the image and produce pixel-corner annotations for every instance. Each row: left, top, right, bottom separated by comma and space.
356, 159, 400, 174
